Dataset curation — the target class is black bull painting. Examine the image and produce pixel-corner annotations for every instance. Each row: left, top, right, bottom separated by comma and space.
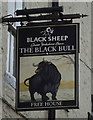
24, 59, 61, 101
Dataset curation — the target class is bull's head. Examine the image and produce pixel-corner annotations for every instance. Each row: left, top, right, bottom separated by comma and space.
33, 58, 51, 73
33, 58, 48, 67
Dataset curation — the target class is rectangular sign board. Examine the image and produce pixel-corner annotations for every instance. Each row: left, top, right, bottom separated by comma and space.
16, 23, 79, 111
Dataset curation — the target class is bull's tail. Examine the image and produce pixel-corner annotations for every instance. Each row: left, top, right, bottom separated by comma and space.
24, 78, 29, 87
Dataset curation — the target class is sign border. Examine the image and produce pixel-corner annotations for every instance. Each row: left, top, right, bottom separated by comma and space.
16, 22, 79, 111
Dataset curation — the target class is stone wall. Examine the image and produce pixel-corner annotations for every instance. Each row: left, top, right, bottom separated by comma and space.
57, 2, 91, 118
91, 2, 93, 95
0, 1, 92, 119
0, 2, 2, 119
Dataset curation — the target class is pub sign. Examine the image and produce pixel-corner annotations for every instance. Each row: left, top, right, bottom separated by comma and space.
16, 23, 79, 111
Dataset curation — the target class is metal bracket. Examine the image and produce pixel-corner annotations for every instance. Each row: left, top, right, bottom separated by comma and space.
8, 24, 16, 37
0, 6, 88, 25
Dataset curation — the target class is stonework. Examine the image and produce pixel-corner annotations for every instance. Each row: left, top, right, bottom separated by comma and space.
0, 2, 2, 119
0, 1, 92, 119
91, 2, 93, 95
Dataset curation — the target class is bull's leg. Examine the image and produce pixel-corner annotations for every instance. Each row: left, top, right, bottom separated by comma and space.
42, 94, 49, 101
52, 92, 57, 100
30, 93, 36, 101
52, 83, 60, 100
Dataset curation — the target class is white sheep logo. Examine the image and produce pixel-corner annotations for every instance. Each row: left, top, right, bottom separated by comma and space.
41, 27, 54, 37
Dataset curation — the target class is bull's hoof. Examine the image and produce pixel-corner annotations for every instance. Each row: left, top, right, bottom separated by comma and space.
42, 96, 49, 101
52, 97, 57, 100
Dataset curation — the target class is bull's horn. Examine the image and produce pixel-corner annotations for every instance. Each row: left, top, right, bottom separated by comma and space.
43, 58, 48, 62
33, 63, 38, 67
43, 58, 45, 61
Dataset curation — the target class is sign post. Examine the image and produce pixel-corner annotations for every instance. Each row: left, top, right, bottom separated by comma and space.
16, 22, 79, 111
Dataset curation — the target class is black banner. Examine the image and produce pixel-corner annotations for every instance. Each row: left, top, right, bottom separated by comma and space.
17, 24, 79, 56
